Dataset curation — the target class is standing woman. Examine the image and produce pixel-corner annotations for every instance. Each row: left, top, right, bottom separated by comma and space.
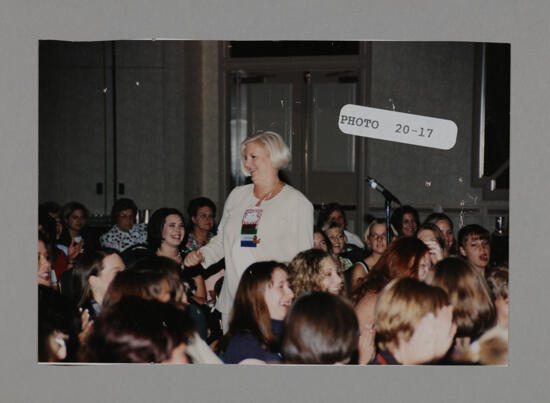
185, 131, 314, 332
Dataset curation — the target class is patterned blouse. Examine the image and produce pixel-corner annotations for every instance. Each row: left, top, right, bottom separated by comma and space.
183, 232, 214, 254
99, 223, 148, 252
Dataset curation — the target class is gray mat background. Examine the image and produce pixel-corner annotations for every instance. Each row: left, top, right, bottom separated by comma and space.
1, 0, 548, 402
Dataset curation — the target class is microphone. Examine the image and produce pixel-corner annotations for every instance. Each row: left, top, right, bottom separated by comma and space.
366, 176, 401, 204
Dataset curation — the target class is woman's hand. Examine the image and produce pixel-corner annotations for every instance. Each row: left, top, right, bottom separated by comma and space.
423, 240, 444, 264
184, 250, 203, 267
358, 323, 376, 364
78, 308, 94, 345
68, 239, 84, 263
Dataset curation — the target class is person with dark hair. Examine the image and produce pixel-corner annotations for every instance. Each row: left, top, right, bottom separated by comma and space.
148, 207, 207, 306
223, 261, 294, 364
38, 285, 81, 362
282, 292, 359, 365
70, 248, 125, 320
184, 197, 224, 304
57, 201, 99, 265
104, 256, 222, 349
424, 212, 457, 255
38, 231, 53, 287
313, 226, 330, 252
81, 296, 196, 363
185, 197, 217, 252
322, 221, 354, 282
40, 204, 69, 282
370, 277, 456, 365
316, 202, 364, 249
99, 198, 147, 252
390, 205, 420, 237
457, 224, 491, 275
102, 265, 177, 309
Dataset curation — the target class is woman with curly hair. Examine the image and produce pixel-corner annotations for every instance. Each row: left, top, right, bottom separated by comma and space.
288, 248, 344, 299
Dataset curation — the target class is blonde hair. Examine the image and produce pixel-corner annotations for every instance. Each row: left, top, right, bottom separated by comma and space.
417, 223, 447, 256
288, 249, 342, 298
487, 266, 509, 300
363, 219, 397, 249
240, 131, 291, 175
375, 277, 449, 352
455, 325, 508, 365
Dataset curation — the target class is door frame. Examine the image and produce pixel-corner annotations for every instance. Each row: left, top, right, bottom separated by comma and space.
218, 41, 372, 235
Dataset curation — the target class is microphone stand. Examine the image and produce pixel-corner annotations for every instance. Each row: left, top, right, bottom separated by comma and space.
385, 198, 392, 245
365, 176, 401, 245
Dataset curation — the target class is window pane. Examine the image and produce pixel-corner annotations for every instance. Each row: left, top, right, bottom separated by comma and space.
311, 82, 356, 172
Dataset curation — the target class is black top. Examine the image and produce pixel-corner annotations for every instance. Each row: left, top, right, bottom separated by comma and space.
224, 319, 284, 364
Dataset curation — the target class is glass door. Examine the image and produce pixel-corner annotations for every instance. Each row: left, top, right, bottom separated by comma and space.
228, 68, 359, 205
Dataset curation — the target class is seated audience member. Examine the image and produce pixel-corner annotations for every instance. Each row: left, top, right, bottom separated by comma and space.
390, 205, 420, 237
80, 296, 195, 363
322, 221, 354, 289
184, 197, 224, 304
288, 249, 344, 298
149, 207, 207, 306
281, 292, 359, 365
223, 261, 294, 364
416, 223, 447, 265
100, 198, 147, 252
351, 237, 433, 362
486, 265, 509, 328
71, 248, 125, 320
454, 325, 508, 365
102, 257, 222, 357
317, 202, 364, 249
38, 232, 53, 287
313, 226, 330, 252
424, 212, 457, 255
350, 219, 397, 291
457, 224, 491, 276
104, 256, 221, 346
371, 277, 456, 365
184, 197, 217, 251
38, 285, 81, 362
58, 201, 99, 261
102, 263, 182, 309
364, 237, 432, 284
40, 205, 68, 281
426, 257, 496, 356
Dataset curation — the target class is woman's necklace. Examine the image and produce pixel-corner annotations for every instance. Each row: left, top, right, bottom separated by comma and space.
255, 181, 282, 207
158, 247, 182, 263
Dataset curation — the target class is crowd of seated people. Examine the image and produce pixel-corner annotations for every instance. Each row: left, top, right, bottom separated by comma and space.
37, 195, 508, 365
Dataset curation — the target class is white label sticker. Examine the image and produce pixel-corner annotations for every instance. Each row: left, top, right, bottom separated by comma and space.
338, 104, 458, 150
